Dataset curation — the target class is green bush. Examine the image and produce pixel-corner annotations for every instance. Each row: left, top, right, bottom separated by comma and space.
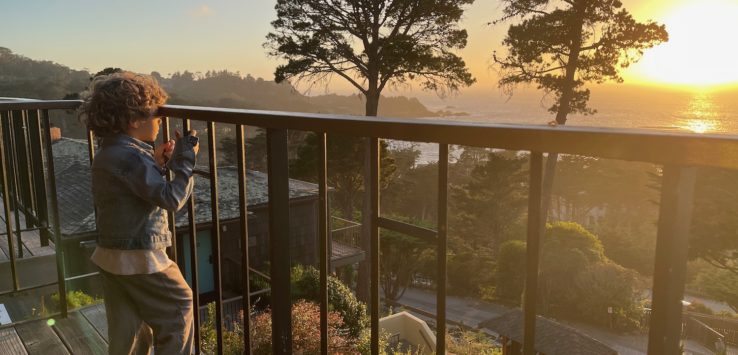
540, 222, 605, 314
571, 262, 645, 330
51, 290, 101, 310
291, 265, 369, 338
495, 240, 527, 302
447, 329, 502, 355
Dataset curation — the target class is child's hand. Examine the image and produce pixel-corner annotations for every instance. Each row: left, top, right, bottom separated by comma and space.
154, 139, 175, 168
175, 130, 200, 155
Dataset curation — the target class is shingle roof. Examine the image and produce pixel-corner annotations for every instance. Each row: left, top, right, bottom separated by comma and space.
51, 138, 319, 235
173, 167, 319, 227
480, 310, 618, 355
54, 160, 95, 235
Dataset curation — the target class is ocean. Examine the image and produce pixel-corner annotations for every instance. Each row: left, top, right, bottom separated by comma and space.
394, 87, 738, 164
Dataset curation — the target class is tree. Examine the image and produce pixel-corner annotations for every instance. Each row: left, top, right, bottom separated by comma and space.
452, 151, 528, 250
493, 0, 668, 222
550, 156, 660, 275
690, 168, 738, 274
267, 0, 476, 302
289, 133, 397, 219
266, 0, 475, 116
380, 227, 433, 302
696, 268, 738, 313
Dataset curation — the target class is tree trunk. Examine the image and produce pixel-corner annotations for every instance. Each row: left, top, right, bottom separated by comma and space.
539, 6, 585, 228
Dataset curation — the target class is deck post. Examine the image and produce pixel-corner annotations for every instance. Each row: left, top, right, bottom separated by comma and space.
648, 165, 696, 354
267, 128, 292, 354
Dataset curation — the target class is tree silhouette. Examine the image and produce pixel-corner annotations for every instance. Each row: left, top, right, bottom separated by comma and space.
493, 0, 668, 222
266, 0, 475, 116
266, 0, 476, 302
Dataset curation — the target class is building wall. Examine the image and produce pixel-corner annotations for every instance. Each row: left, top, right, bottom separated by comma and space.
179, 196, 319, 296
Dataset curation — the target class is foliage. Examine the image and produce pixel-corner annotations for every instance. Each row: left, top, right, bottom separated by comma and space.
51, 290, 102, 310
291, 265, 369, 338
451, 151, 528, 251
690, 167, 738, 273
696, 267, 738, 313
289, 133, 396, 219
447, 329, 502, 355
200, 302, 245, 355
447, 247, 495, 298
495, 240, 527, 302
380, 224, 434, 302
382, 147, 438, 222
540, 222, 605, 313
266, 0, 475, 116
551, 156, 659, 275
571, 262, 645, 330
0, 47, 90, 100
200, 300, 355, 355
493, 0, 668, 123
686, 301, 715, 316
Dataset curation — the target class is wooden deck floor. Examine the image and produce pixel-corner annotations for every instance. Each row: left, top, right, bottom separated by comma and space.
0, 303, 108, 355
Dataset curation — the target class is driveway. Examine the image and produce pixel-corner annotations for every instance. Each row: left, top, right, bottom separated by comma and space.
396, 287, 714, 355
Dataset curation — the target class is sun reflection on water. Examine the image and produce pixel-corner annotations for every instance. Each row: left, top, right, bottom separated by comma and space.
676, 92, 723, 134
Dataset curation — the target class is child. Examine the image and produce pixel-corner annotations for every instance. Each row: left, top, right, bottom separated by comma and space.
80, 72, 199, 354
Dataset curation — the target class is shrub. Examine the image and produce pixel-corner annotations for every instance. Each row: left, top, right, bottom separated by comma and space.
51, 290, 101, 310
447, 329, 502, 355
571, 262, 645, 330
200, 300, 356, 355
495, 240, 527, 302
291, 265, 369, 337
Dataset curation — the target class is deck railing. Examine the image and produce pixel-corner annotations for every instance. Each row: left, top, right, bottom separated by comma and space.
3, 99, 738, 354
331, 216, 361, 248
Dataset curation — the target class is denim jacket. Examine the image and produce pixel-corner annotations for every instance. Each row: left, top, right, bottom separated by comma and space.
91, 134, 196, 250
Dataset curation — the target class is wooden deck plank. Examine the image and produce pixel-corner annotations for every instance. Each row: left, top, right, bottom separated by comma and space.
0, 327, 28, 355
15, 319, 70, 355
79, 304, 107, 342
52, 312, 107, 355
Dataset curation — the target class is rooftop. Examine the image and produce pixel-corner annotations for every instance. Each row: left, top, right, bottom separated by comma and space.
51, 138, 320, 235
480, 310, 618, 355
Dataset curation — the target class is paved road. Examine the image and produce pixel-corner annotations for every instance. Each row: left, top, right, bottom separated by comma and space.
396, 287, 714, 355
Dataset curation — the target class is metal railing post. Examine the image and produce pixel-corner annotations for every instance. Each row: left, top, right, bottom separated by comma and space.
436, 143, 449, 354
523, 152, 544, 355
206, 121, 225, 355
267, 128, 292, 354
370, 137, 380, 355
318, 132, 329, 355
648, 165, 696, 354
0, 111, 20, 291
40, 109, 67, 317
27, 110, 51, 246
236, 124, 252, 354
183, 118, 201, 351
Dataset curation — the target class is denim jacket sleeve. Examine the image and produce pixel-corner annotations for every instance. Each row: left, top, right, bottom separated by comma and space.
120, 138, 196, 211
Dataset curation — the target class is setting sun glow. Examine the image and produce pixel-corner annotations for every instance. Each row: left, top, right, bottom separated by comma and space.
630, 0, 738, 88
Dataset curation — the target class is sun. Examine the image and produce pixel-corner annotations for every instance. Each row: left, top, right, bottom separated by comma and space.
628, 0, 738, 88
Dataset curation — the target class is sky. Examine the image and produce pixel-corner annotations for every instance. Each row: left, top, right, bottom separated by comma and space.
2, 0, 738, 95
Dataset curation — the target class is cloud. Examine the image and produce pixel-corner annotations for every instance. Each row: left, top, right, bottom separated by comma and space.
189, 4, 215, 18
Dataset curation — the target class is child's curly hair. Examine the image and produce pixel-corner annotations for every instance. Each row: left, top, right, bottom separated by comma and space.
79, 72, 168, 138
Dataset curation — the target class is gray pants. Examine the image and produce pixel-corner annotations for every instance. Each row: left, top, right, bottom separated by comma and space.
100, 264, 195, 355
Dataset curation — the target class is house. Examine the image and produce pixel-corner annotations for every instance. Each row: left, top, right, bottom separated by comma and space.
480, 310, 618, 355
50, 136, 364, 301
